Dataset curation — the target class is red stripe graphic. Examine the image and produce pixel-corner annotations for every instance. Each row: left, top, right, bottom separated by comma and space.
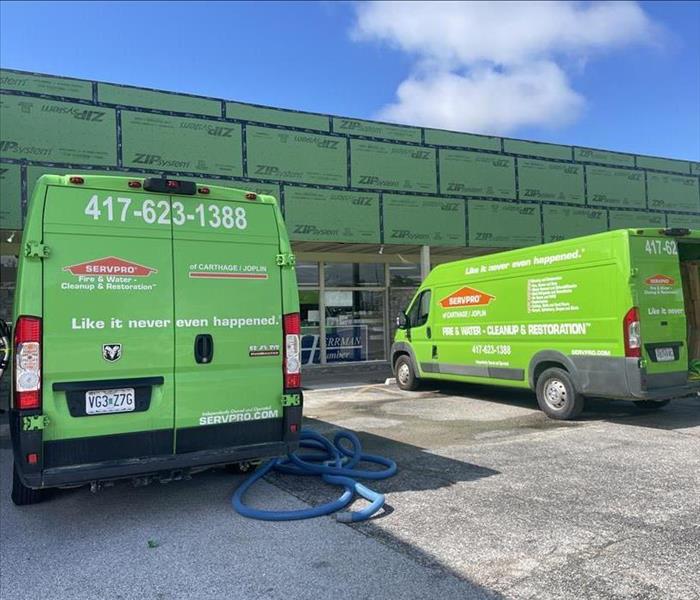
189, 272, 269, 280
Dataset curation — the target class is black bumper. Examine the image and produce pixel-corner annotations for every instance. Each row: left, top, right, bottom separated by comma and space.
12, 401, 303, 490
626, 381, 700, 401
571, 356, 700, 401
18, 439, 297, 489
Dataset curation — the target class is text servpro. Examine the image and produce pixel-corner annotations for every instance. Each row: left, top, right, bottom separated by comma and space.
199, 407, 280, 425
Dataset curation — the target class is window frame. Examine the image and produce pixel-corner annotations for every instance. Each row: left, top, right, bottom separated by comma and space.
407, 289, 431, 328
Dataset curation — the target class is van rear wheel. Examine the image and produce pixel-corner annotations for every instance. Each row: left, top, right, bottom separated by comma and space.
634, 399, 671, 410
536, 368, 584, 420
395, 355, 420, 391
11, 464, 44, 506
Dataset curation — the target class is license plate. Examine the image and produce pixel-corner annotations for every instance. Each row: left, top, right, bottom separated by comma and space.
86, 388, 135, 415
655, 348, 675, 362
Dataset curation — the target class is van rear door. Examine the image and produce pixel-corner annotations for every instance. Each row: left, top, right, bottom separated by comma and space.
630, 235, 687, 385
42, 184, 175, 467
171, 195, 286, 453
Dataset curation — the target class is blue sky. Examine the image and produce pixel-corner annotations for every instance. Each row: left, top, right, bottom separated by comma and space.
1, 1, 698, 160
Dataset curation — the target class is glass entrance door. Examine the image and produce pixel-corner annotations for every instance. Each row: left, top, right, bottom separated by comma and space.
296, 260, 391, 364
324, 290, 385, 362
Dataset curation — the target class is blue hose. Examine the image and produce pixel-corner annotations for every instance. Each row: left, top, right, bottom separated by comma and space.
232, 428, 397, 522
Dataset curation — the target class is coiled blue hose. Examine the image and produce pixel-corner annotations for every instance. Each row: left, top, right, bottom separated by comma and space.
232, 428, 397, 522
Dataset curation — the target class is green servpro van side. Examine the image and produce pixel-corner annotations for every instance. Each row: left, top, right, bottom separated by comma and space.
10, 174, 302, 505
392, 229, 700, 420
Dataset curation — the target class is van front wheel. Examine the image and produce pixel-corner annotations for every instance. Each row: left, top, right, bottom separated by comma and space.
395, 355, 420, 391
536, 368, 584, 420
11, 464, 44, 506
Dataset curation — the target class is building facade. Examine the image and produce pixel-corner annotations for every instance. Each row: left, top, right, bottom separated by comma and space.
1, 68, 699, 367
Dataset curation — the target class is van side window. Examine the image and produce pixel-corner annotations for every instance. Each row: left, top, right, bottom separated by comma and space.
408, 290, 431, 327
418, 290, 432, 326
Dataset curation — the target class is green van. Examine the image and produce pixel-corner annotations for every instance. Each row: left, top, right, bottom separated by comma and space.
10, 174, 302, 505
392, 229, 700, 419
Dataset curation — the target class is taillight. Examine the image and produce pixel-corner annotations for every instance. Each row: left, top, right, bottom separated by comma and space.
283, 313, 301, 389
623, 307, 641, 358
13, 316, 42, 410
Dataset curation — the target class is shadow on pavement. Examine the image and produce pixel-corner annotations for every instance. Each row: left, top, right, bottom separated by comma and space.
581, 395, 700, 430
297, 417, 500, 495
264, 417, 503, 598
426, 380, 700, 431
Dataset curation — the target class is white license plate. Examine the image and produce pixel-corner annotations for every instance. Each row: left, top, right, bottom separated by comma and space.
655, 348, 675, 362
86, 388, 135, 415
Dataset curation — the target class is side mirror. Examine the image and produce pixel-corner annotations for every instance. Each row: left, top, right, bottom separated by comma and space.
396, 312, 408, 329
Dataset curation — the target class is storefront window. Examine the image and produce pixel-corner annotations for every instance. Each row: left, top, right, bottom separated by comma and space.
296, 261, 319, 287
296, 261, 391, 365
389, 264, 421, 287
324, 263, 385, 287
0, 255, 18, 322
388, 263, 420, 343
324, 290, 385, 362
299, 289, 321, 366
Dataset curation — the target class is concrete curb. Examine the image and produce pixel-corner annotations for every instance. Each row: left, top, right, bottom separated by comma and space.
303, 381, 395, 394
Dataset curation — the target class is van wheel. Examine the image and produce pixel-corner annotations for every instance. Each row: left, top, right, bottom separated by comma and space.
536, 368, 584, 420
395, 355, 420, 391
11, 464, 44, 506
634, 400, 671, 410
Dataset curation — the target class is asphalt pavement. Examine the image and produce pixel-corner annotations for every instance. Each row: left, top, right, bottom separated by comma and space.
0, 449, 481, 600
1, 382, 699, 599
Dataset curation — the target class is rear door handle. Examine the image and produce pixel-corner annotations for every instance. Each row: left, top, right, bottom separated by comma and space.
426, 326, 432, 339
194, 334, 214, 364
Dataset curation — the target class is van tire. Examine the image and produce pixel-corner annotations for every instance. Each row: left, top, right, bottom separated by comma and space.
536, 368, 584, 420
395, 355, 420, 391
11, 464, 44, 506
633, 399, 671, 410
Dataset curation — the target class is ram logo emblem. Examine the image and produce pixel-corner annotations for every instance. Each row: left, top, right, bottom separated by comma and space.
102, 344, 122, 363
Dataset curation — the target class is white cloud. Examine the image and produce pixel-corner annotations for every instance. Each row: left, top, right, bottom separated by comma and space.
352, 1, 659, 134
377, 62, 584, 135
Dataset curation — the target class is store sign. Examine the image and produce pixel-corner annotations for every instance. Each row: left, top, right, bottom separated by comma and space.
301, 325, 368, 364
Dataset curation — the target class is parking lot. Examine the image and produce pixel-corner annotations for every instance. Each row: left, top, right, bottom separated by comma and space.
1, 383, 699, 600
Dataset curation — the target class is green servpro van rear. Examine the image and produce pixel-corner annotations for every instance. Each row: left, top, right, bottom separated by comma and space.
392, 229, 700, 419
10, 174, 302, 505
